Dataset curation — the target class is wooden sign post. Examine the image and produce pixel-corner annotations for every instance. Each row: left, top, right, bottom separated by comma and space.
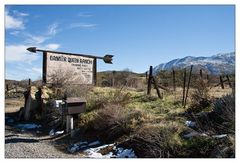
27, 47, 113, 86
27, 47, 113, 136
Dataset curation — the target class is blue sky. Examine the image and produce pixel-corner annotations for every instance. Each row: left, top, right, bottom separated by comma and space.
5, 5, 235, 80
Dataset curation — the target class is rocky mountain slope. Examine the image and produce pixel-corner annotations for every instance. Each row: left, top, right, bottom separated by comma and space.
153, 52, 235, 75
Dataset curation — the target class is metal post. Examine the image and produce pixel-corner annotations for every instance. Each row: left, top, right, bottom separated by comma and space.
66, 115, 73, 133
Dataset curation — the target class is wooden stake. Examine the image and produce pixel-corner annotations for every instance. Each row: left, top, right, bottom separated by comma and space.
152, 77, 162, 99
146, 72, 148, 82
172, 69, 176, 91
200, 69, 203, 78
184, 65, 193, 107
112, 71, 116, 87
226, 75, 232, 88
28, 78, 31, 87
147, 66, 153, 95
182, 68, 186, 106
220, 75, 224, 89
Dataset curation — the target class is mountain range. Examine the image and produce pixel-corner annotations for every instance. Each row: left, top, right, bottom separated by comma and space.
153, 52, 235, 75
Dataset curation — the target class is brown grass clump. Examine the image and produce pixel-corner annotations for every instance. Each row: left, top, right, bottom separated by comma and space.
88, 104, 147, 142
187, 79, 212, 113
128, 123, 184, 158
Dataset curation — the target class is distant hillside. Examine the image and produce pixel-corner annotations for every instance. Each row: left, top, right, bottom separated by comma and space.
153, 52, 235, 75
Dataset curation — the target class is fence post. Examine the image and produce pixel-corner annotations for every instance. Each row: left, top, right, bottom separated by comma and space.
226, 75, 232, 88
15, 83, 18, 92
182, 68, 186, 106
112, 71, 116, 87
220, 75, 224, 89
147, 66, 153, 95
6, 84, 9, 92
172, 69, 176, 91
146, 72, 148, 82
28, 78, 31, 87
184, 65, 193, 107
152, 77, 162, 99
200, 69, 203, 78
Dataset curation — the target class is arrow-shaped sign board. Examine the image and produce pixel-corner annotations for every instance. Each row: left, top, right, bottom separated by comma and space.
103, 55, 113, 64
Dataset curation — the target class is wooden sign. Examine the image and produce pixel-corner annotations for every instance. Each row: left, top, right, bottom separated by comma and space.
43, 52, 95, 85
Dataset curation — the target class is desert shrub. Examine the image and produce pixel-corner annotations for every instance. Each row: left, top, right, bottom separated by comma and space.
187, 79, 212, 113
182, 135, 235, 158
212, 94, 235, 134
82, 104, 147, 142
182, 136, 218, 158
128, 123, 184, 158
86, 89, 131, 112
193, 94, 235, 134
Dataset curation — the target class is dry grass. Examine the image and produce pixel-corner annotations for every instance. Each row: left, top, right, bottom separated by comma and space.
5, 99, 24, 113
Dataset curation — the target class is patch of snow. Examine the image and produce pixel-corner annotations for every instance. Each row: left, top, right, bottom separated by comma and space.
68, 141, 137, 158
115, 148, 136, 158
68, 144, 80, 153
88, 141, 101, 147
85, 150, 104, 158
212, 134, 227, 138
49, 129, 65, 136
16, 123, 41, 129
55, 130, 64, 135
67, 141, 89, 153
183, 132, 208, 139
185, 121, 196, 127
161, 63, 167, 70
49, 129, 55, 136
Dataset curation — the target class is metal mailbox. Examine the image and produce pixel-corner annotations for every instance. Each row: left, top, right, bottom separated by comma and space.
65, 97, 86, 115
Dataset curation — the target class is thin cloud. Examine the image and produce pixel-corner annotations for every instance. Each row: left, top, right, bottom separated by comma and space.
5, 11, 25, 30
45, 43, 60, 50
9, 31, 20, 36
5, 44, 39, 63
78, 12, 93, 17
69, 23, 97, 29
47, 23, 58, 36
13, 10, 29, 17
24, 33, 49, 44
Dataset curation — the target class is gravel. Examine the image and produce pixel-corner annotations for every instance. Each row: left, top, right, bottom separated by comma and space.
5, 126, 84, 158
